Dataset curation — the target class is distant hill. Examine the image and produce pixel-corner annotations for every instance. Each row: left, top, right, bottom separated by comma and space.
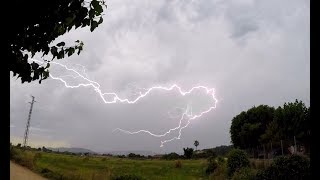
106, 150, 155, 156
48, 147, 96, 154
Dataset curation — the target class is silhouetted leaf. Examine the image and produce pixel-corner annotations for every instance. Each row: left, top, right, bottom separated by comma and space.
98, 17, 103, 24
67, 47, 75, 56
9, 0, 107, 83
89, 9, 95, 18
90, 20, 98, 31
57, 50, 65, 59
77, 46, 83, 55
57, 42, 65, 47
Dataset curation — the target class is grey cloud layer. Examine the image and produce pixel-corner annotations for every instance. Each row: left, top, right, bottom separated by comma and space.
10, 0, 309, 153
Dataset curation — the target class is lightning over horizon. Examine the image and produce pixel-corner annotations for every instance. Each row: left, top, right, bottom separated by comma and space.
30, 59, 218, 147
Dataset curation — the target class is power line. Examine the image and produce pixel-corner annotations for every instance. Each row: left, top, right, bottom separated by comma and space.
23, 95, 36, 148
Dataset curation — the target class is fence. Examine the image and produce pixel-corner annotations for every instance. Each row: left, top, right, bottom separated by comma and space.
247, 136, 308, 160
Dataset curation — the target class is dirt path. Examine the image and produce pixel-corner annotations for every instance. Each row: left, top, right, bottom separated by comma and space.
10, 161, 47, 180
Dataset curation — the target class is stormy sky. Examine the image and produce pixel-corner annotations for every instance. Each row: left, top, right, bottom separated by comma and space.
10, 0, 309, 154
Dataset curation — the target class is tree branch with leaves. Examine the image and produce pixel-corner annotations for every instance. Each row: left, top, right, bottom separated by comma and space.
8, 0, 107, 83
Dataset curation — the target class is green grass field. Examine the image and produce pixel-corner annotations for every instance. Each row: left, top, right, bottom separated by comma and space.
11, 148, 209, 180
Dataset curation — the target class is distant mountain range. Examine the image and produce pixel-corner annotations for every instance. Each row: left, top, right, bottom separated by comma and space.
48, 147, 96, 154
47, 147, 155, 156
46, 146, 232, 156
103, 150, 155, 156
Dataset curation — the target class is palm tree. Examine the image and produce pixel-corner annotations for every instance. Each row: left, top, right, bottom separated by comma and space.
194, 140, 199, 151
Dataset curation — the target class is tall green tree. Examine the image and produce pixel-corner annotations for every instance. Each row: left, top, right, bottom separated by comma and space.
230, 105, 275, 149
273, 99, 310, 151
230, 99, 310, 154
8, 0, 107, 83
260, 119, 282, 146
230, 111, 247, 149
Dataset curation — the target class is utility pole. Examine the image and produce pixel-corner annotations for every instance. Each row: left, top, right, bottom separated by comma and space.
23, 96, 36, 148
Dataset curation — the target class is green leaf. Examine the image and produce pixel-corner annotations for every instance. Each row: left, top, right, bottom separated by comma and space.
77, 46, 83, 55
74, 20, 82, 29
57, 42, 65, 47
65, 14, 75, 26
67, 47, 75, 56
82, 18, 91, 27
89, 9, 95, 19
31, 50, 35, 57
90, 20, 99, 32
42, 46, 50, 56
43, 71, 49, 79
67, 25, 73, 31
98, 17, 103, 24
57, 50, 65, 59
51, 46, 58, 56
92, 0, 103, 15
91, 0, 99, 9
95, 5, 103, 15
31, 62, 39, 70
24, 54, 29, 61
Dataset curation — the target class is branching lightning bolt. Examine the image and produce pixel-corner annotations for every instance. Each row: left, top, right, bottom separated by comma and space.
31, 58, 218, 147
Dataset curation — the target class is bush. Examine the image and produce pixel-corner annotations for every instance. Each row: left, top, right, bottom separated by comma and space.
231, 167, 256, 180
175, 160, 182, 168
83, 157, 90, 162
256, 155, 310, 180
128, 153, 145, 159
193, 150, 216, 159
183, 147, 194, 159
206, 159, 218, 175
111, 174, 144, 180
217, 156, 225, 165
250, 159, 269, 170
10, 146, 18, 159
10, 147, 35, 170
33, 152, 42, 163
162, 152, 181, 160
39, 168, 69, 180
227, 149, 250, 177
209, 165, 227, 180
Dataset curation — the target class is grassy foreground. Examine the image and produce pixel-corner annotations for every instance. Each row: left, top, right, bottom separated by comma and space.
11, 147, 209, 180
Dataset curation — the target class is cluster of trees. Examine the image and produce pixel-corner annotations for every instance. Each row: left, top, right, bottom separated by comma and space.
205, 148, 310, 179
8, 0, 107, 83
161, 143, 233, 160
161, 152, 181, 160
183, 147, 194, 159
230, 99, 310, 156
127, 153, 145, 159
202, 145, 234, 157
13, 143, 54, 153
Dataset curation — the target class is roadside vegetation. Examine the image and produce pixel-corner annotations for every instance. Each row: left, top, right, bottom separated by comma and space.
10, 99, 310, 179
